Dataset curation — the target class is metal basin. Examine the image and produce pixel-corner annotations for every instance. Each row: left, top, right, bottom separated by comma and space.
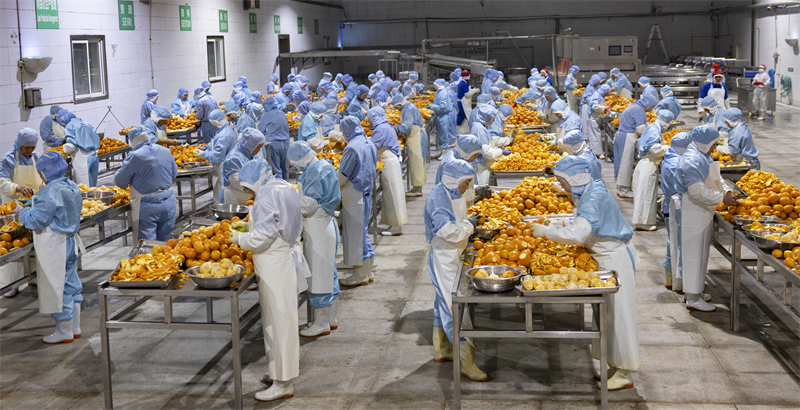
472, 219, 509, 241
179, 161, 207, 169
185, 264, 245, 289
751, 231, 800, 252
0, 214, 28, 239
211, 204, 249, 221
464, 265, 525, 292
81, 190, 115, 205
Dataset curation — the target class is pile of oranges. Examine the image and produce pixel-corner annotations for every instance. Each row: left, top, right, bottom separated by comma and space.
44, 145, 70, 158
468, 176, 573, 220
286, 112, 300, 129
165, 113, 198, 132
172, 218, 255, 276
605, 95, 634, 112
717, 171, 800, 223
505, 107, 547, 127
572, 86, 585, 96
98, 138, 129, 155
119, 125, 135, 135
0, 229, 31, 256
0, 201, 26, 216
170, 144, 209, 165
490, 132, 564, 171
662, 128, 686, 146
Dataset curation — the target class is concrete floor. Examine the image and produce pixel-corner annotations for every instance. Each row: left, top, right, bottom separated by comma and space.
1, 102, 800, 410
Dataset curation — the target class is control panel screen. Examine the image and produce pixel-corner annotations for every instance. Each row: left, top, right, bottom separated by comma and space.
609, 45, 621, 56
624, 45, 633, 53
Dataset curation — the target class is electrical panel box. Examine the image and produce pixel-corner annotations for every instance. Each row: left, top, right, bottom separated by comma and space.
24, 88, 42, 109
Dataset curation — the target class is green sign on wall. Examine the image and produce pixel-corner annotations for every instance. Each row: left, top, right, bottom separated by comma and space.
297, 17, 303, 34
118, 1, 134, 30
35, 0, 59, 29
314, 19, 319, 35
179, 5, 191, 31
249, 13, 257, 33
789, 68, 795, 73
274, 15, 281, 33
219, 10, 228, 33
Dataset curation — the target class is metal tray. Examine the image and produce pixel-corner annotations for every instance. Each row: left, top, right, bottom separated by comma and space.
464, 265, 525, 292
0, 214, 29, 239
492, 170, 547, 177
743, 222, 792, 238
107, 239, 172, 288
522, 213, 574, 223
179, 161, 209, 169
81, 205, 113, 223
751, 231, 800, 251
172, 217, 218, 238
720, 162, 755, 172
177, 165, 214, 175
516, 270, 621, 296
98, 146, 131, 160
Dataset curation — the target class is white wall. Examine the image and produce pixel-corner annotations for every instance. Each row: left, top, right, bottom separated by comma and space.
754, 2, 800, 105
0, 0, 342, 154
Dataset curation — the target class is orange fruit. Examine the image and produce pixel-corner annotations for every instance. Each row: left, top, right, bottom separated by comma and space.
0, 233, 11, 242
184, 248, 197, 259
166, 239, 177, 248
785, 258, 795, 268
473, 240, 484, 249
211, 250, 221, 260
772, 249, 783, 258
231, 255, 243, 264
21, 237, 29, 246
11, 239, 23, 249
200, 250, 210, 261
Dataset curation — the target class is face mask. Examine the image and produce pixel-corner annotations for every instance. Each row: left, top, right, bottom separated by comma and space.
464, 184, 476, 203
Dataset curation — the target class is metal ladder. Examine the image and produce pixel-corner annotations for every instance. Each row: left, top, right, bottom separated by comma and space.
642, 24, 669, 65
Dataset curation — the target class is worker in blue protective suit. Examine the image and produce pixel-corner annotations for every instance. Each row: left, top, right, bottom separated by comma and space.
39, 105, 64, 152
698, 70, 729, 121
257, 97, 291, 181
552, 99, 583, 142
403, 71, 420, 98
222, 128, 265, 205
717, 108, 760, 170
295, 75, 310, 95
115, 126, 178, 243
367, 74, 381, 105
142, 107, 180, 147
276, 84, 294, 112
332, 73, 344, 92
656, 85, 681, 119
391, 94, 428, 196
347, 85, 370, 120
435, 134, 482, 185
369, 107, 408, 236
614, 93, 658, 198
430, 79, 454, 153
292, 89, 308, 109
471, 105, 506, 186
321, 99, 345, 147
481, 69, 498, 95
194, 87, 220, 143
391, 81, 402, 98
287, 141, 342, 338
531, 155, 641, 391
230, 80, 244, 101
632, 109, 674, 231
171, 88, 193, 117
376, 77, 395, 107
488, 104, 513, 139
17, 151, 81, 344
638, 77, 658, 103
415, 83, 425, 94
202, 80, 212, 96
267, 73, 280, 94
609, 68, 633, 98
447, 81, 460, 141
287, 73, 296, 87
0, 128, 44, 298
537, 86, 563, 133
341, 75, 357, 105
581, 75, 600, 107
297, 101, 327, 153
141, 89, 159, 124
488, 86, 503, 107
250, 91, 262, 105
699, 96, 727, 140
197, 108, 238, 202
597, 72, 608, 86
675, 125, 740, 312
468, 94, 492, 129
234, 105, 257, 136
565, 65, 580, 112
230, 158, 302, 402
63, 112, 101, 187
661, 131, 692, 290
337, 116, 378, 286
515, 78, 543, 107
585, 84, 611, 157
318, 79, 337, 102
560, 129, 602, 181
238, 76, 251, 99
424, 158, 487, 382
246, 100, 265, 124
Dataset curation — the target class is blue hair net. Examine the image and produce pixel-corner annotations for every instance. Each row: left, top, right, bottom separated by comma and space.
356, 84, 370, 96
298, 101, 311, 115
489, 87, 501, 97
535, 79, 547, 89
552, 99, 568, 112
367, 107, 387, 127
456, 134, 483, 157
49, 105, 61, 116
475, 105, 497, 125
543, 86, 559, 100
383, 79, 394, 91
484, 69, 497, 81
288, 140, 313, 163
691, 125, 720, 145
240, 128, 265, 153
194, 87, 205, 98
641, 93, 659, 108
570, 65, 579, 74
434, 78, 447, 88
127, 125, 147, 147
310, 102, 327, 116
15, 128, 38, 150
440, 158, 475, 192
234, 91, 249, 108
238, 76, 247, 84
554, 155, 592, 187
596, 84, 611, 95
270, 73, 279, 82
661, 85, 672, 95
597, 72, 607, 80
56, 110, 75, 125
393, 80, 401, 89
368, 74, 377, 82
450, 71, 460, 82
202, 80, 212, 89
562, 129, 584, 147
281, 83, 293, 93
224, 101, 240, 115
36, 151, 68, 182
588, 75, 600, 86
318, 79, 332, 91
724, 108, 742, 122
670, 132, 691, 151
153, 106, 171, 120
497, 71, 505, 78
239, 157, 272, 190
288, 74, 296, 82
250, 91, 262, 103
414, 83, 424, 92
409, 71, 419, 80
232, 81, 243, 91
376, 70, 385, 79
335, 73, 343, 81
340, 116, 364, 140
477, 94, 492, 104
323, 72, 332, 80
146, 89, 158, 99
390, 94, 405, 105
177, 87, 188, 98
209, 109, 226, 123
701, 95, 718, 108
498, 104, 513, 118
323, 98, 338, 111
657, 109, 675, 123
610, 67, 621, 75
342, 74, 353, 86
300, 76, 311, 85
262, 96, 278, 111
530, 67, 539, 75
638, 76, 651, 85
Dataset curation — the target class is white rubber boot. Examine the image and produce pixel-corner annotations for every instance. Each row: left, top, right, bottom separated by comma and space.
329, 299, 339, 330
339, 264, 369, 286
255, 380, 294, 402
366, 257, 375, 283
599, 368, 634, 391
73, 303, 81, 338
4, 288, 19, 298
300, 307, 331, 337
262, 372, 271, 383
432, 327, 453, 363
664, 269, 672, 289
43, 319, 74, 344
683, 293, 712, 303
459, 340, 488, 381
381, 225, 403, 236
406, 186, 423, 197
594, 366, 616, 381
617, 187, 633, 199
685, 293, 716, 312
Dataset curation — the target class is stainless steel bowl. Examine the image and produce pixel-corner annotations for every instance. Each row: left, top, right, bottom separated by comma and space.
0, 214, 28, 239
81, 190, 115, 205
733, 215, 763, 227
185, 264, 245, 289
464, 265, 525, 292
743, 222, 792, 238
472, 218, 509, 241
211, 204, 249, 221
179, 161, 207, 169
751, 231, 800, 251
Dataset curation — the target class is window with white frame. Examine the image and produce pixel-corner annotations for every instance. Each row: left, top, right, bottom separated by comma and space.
70, 36, 108, 102
207, 36, 226, 82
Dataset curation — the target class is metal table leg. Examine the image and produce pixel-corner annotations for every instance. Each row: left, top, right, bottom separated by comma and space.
100, 292, 113, 410
730, 233, 741, 332
599, 298, 608, 410
452, 300, 462, 410
231, 296, 243, 410
206, 297, 214, 323
176, 180, 184, 216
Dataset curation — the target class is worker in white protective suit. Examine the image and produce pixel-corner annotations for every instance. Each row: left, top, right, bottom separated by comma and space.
752, 64, 770, 120
230, 159, 302, 403
531, 155, 641, 391
661, 132, 692, 290
424, 158, 487, 382
717, 108, 761, 170
368, 107, 408, 236
675, 126, 740, 312
0, 128, 43, 298
613, 93, 658, 198
338, 116, 378, 286
62, 111, 100, 187
222, 128, 266, 205
564, 65, 580, 112
698, 71, 729, 121
632, 110, 674, 231
392, 94, 428, 197
287, 142, 342, 337
470, 105, 507, 186
585, 84, 611, 156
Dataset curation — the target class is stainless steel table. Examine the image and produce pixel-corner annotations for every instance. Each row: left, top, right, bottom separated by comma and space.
99, 270, 260, 410
451, 254, 611, 410
97, 147, 132, 177
174, 166, 214, 217
79, 203, 133, 252
0, 244, 36, 295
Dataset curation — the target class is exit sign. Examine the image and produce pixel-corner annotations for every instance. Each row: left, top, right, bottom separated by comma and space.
789, 68, 794, 72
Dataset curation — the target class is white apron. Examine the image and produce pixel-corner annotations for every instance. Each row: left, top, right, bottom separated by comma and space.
679, 162, 720, 294
618, 88, 633, 98
254, 237, 300, 381
459, 96, 473, 134
617, 132, 638, 189
590, 239, 642, 371
130, 186, 165, 244
0, 155, 44, 286
707, 87, 727, 111
631, 155, 660, 226
42, 143, 56, 153
223, 182, 253, 205
303, 207, 337, 294
308, 126, 326, 153
291, 242, 310, 295
475, 160, 492, 186
378, 149, 408, 226
406, 124, 426, 187
566, 92, 578, 114
668, 195, 683, 291
211, 164, 223, 204
72, 148, 97, 186
430, 195, 470, 318
340, 181, 365, 266
156, 128, 168, 140
587, 110, 603, 155
34, 228, 86, 314
53, 122, 65, 139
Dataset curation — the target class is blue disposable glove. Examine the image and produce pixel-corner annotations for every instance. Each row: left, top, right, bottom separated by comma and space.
502, 149, 512, 155
18, 199, 32, 208
199, 145, 208, 151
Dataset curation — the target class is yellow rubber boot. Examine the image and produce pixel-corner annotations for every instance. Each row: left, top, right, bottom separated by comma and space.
598, 368, 633, 391
665, 269, 672, 289
459, 340, 487, 382
432, 327, 453, 363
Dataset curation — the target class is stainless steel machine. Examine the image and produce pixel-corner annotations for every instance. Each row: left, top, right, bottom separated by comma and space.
555, 35, 641, 91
